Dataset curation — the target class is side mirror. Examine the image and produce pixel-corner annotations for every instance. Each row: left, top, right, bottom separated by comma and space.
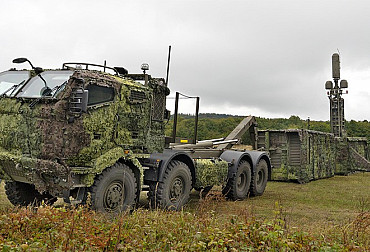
164, 109, 171, 120
12, 57, 37, 70
12, 58, 28, 64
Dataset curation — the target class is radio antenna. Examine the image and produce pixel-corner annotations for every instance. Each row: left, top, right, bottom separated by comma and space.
165, 45, 172, 86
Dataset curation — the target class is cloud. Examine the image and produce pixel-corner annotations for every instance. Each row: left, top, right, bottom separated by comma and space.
0, 0, 369, 121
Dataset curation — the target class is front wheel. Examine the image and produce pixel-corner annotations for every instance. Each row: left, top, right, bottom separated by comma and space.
250, 159, 268, 196
149, 160, 192, 210
89, 163, 137, 213
5, 181, 57, 207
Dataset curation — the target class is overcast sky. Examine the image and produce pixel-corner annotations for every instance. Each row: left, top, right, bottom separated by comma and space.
1, 0, 369, 121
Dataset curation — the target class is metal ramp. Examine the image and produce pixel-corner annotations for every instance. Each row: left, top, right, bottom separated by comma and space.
350, 147, 370, 172
216, 116, 257, 150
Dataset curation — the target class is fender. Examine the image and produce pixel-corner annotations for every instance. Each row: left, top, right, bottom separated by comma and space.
220, 150, 271, 179
143, 149, 195, 184
247, 150, 272, 180
94, 147, 143, 174
80, 147, 143, 187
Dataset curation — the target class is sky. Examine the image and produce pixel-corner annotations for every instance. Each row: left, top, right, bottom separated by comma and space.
0, 0, 369, 121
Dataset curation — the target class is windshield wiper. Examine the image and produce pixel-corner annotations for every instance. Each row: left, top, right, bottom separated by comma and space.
1, 80, 25, 97
52, 81, 67, 98
29, 81, 68, 108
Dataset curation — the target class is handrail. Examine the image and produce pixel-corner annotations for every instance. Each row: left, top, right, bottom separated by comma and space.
62, 62, 120, 75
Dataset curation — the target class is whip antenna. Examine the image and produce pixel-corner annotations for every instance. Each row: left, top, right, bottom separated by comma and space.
165, 45, 171, 86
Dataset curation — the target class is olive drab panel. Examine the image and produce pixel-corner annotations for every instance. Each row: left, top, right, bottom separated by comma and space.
258, 130, 336, 182
258, 129, 370, 182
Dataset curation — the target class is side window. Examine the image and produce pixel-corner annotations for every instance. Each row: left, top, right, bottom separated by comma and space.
87, 84, 115, 106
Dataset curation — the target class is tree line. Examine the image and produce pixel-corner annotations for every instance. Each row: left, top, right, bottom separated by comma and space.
165, 114, 370, 141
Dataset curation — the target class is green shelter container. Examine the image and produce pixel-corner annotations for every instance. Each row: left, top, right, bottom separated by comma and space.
257, 129, 336, 183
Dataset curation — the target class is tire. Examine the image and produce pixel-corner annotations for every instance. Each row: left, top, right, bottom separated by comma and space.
149, 160, 192, 210
250, 159, 268, 196
90, 163, 137, 213
222, 160, 251, 200
5, 181, 57, 207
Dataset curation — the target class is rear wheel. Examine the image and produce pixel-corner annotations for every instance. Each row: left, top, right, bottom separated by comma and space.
222, 160, 251, 200
5, 181, 57, 207
90, 163, 137, 213
250, 159, 268, 196
149, 160, 192, 210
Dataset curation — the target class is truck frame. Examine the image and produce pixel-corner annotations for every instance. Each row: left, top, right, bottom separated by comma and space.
0, 58, 271, 212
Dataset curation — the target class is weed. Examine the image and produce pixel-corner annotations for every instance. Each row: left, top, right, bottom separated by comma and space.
0, 173, 368, 250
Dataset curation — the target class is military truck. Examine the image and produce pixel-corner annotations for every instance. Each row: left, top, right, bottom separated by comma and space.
0, 57, 271, 212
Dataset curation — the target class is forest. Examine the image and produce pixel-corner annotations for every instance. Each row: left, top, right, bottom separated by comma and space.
165, 113, 370, 142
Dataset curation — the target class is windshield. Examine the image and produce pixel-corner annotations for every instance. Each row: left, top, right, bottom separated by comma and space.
0, 71, 30, 96
17, 70, 73, 98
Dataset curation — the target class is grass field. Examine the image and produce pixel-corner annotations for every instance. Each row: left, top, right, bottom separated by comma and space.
0, 172, 369, 251
191, 172, 370, 231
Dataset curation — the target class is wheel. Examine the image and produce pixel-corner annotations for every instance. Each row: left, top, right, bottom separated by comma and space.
90, 163, 137, 213
5, 181, 57, 207
149, 160, 192, 210
222, 160, 251, 200
250, 159, 268, 196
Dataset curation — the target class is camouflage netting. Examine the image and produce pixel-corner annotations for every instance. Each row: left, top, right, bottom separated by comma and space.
0, 69, 169, 194
258, 129, 370, 182
194, 158, 228, 188
335, 138, 353, 175
336, 137, 370, 174
258, 130, 336, 183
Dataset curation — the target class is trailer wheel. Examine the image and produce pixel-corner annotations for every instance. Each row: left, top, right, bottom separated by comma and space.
90, 163, 137, 213
151, 160, 192, 210
223, 160, 251, 200
250, 159, 268, 196
5, 181, 57, 207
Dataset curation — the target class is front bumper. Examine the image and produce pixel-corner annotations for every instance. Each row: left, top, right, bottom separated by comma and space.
0, 149, 72, 195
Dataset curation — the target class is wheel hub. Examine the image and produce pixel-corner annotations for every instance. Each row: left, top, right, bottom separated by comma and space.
237, 172, 246, 191
170, 177, 183, 202
104, 182, 124, 210
257, 171, 263, 185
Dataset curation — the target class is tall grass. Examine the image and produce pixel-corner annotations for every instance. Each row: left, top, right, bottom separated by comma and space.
0, 202, 368, 251
0, 173, 368, 251
0, 204, 368, 251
